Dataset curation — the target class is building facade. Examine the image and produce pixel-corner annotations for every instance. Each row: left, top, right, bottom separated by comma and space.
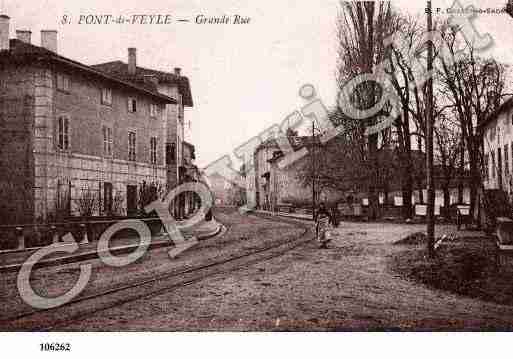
0, 15, 196, 224
252, 137, 343, 211
480, 98, 513, 195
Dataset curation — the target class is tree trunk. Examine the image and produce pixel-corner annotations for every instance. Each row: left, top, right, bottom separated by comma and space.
443, 185, 451, 219
458, 134, 465, 204
418, 185, 424, 204
368, 134, 379, 220
402, 152, 414, 219
468, 142, 481, 219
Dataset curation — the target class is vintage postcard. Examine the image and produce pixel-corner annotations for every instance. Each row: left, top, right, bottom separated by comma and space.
0, 0, 512, 357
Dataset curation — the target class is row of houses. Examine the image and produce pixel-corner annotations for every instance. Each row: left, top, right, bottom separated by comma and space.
243, 125, 472, 214
0, 14, 200, 225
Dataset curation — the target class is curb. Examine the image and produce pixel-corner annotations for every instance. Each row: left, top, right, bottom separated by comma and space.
0, 221, 224, 274
253, 210, 314, 222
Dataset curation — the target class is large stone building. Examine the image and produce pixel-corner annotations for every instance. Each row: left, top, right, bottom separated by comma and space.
91, 52, 193, 195
0, 15, 195, 224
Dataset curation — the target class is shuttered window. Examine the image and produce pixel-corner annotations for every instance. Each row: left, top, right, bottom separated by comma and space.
57, 116, 70, 150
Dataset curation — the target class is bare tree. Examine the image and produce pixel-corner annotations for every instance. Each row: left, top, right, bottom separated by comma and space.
438, 24, 509, 219
434, 114, 462, 218
336, 1, 399, 218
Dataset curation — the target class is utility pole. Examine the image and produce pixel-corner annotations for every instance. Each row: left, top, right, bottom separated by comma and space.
426, 0, 436, 256
312, 120, 316, 220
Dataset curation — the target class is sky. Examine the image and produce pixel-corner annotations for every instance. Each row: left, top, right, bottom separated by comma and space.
2, 0, 512, 168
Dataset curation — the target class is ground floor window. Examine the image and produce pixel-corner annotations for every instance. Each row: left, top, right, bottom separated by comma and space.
126, 185, 138, 216
104, 182, 113, 214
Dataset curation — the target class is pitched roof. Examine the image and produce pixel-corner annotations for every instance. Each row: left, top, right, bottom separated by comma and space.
0, 39, 177, 104
91, 61, 193, 107
477, 97, 513, 133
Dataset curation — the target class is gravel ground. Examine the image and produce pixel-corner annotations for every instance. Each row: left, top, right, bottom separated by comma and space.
0, 209, 302, 326
55, 217, 513, 331
4, 211, 513, 331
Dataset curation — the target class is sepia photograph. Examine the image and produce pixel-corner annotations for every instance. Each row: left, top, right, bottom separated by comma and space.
1, 0, 513, 356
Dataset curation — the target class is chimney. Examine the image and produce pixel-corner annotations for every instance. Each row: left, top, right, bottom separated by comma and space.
0, 15, 10, 51
41, 30, 57, 53
128, 47, 137, 75
174, 67, 181, 76
16, 30, 31, 44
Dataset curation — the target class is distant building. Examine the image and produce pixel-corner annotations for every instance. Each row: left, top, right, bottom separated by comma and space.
207, 173, 232, 205
253, 137, 343, 211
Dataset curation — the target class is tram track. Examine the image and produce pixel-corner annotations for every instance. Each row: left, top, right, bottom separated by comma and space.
1, 212, 313, 331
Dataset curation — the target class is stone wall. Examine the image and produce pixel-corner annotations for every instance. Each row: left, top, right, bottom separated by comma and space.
0, 95, 35, 224
0, 65, 37, 224
35, 67, 168, 219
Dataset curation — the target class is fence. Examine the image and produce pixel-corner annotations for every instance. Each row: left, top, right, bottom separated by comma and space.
0, 216, 165, 251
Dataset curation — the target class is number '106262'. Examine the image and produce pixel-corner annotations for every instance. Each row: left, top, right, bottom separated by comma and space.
40, 343, 71, 352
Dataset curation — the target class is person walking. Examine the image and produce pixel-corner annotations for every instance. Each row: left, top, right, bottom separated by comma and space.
315, 202, 332, 248
330, 204, 341, 228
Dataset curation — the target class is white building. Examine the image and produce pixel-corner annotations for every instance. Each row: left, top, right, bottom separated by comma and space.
480, 98, 513, 194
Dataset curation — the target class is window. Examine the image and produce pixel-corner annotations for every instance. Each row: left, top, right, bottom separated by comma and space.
103, 126, 113, 156
57, 116, 70, 150
166, 142, 176, 164
128, 98, 137, 113
101, 88, 112, 105
150, 104, 158, 118
128, 131, 136, 161
57, 73, 70, 92
103, 182, 113, 214
150, 137, 158, 164
126, 185, 138, 216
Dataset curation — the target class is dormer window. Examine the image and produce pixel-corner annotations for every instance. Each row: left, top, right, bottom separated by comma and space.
56, 74, 70, 92
128, 98, 137, 113
101, 88, 112, 105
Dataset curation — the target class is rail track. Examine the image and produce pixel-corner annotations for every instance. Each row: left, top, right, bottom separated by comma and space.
0, 212, 313, 331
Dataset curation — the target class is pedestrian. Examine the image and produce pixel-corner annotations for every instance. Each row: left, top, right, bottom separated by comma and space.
330, 204, 341, 228
315, 202, 332, 248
